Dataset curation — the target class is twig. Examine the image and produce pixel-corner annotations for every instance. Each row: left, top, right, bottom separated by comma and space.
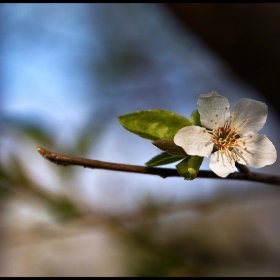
37, 147, 280, 186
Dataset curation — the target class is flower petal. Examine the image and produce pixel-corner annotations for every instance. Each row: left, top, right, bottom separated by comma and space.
230, 99, 267, 134
197, 91, 230, 129
236, 132, 277, 168
174, 126, 213, 157
210, 150, 237, 178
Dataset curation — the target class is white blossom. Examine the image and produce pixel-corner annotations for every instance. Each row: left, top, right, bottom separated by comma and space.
174, 91, 277, 178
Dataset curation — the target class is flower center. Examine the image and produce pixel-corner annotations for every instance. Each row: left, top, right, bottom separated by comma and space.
205, 108, 251, 154
211, 126, 238, 151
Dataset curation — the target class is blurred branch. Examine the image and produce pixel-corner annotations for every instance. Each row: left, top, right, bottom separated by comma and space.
164, 3, 280, 118
37, 147, 280, 186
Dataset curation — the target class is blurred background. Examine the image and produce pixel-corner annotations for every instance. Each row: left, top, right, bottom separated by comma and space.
1, 3, 280, 276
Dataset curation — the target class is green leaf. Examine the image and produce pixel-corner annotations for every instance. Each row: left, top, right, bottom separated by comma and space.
118, 110, 191, 140
176, 156, 203, 180
189, 110, 202, 126
145, 152, 186, 167
152, 139, 187, 156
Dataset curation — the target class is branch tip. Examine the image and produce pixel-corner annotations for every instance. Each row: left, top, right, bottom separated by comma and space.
37, 147, 47, 155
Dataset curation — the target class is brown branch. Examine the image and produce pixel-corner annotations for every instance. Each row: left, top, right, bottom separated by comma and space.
36, 147, 280, 186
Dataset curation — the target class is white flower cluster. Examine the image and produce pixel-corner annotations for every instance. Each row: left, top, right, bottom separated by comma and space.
174, 92, 277, 177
